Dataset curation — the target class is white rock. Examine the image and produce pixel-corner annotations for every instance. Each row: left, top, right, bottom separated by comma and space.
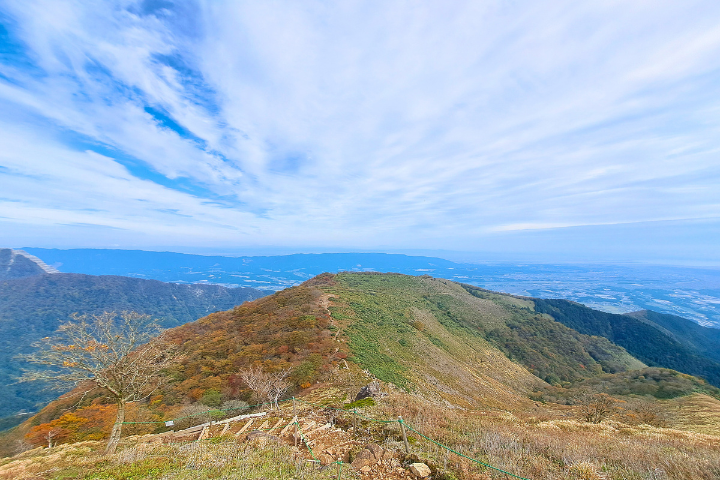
409, 462, 431, 478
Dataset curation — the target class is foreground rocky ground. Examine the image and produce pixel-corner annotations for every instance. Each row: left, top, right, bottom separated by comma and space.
2, 387, 720, 479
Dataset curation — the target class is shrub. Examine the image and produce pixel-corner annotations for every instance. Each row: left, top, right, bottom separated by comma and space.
201, 388, 223, 408
174, 403, 213, 430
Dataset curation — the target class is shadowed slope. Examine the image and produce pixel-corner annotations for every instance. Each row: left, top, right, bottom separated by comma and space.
533, 299, 720, 387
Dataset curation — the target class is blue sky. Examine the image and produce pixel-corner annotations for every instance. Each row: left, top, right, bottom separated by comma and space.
1, 1, 720, 264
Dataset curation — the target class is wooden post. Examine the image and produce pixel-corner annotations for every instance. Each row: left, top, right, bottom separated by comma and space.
292, 396, 298, 446
399, 416, 410, 454
352, 409, 357, 430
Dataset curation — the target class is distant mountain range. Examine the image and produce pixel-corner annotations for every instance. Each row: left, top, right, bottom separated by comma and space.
0, 255, 265, 428
22, 248, 720, 327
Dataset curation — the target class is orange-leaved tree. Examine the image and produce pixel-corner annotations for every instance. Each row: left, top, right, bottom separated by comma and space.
22, 312, 177, 453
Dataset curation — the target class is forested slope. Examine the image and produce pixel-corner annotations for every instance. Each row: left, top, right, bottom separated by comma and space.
626, 309, 720, 363
0, 273, 264, 425
533, 299, 720, 387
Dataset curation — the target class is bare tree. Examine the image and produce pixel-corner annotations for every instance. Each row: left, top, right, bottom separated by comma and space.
22, 311, 177, 453
579, 393, 617, 423
44, 429, 59, 449
239, 365, 292, 409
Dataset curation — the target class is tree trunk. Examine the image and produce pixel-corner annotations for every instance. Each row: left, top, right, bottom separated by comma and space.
105, 400, 125, 455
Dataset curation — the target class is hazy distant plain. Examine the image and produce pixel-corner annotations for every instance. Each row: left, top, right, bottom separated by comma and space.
25, 249, 720, 328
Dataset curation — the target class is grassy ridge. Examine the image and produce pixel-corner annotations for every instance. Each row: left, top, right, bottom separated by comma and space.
6, 272, 720, 461
326, 274, 643, 392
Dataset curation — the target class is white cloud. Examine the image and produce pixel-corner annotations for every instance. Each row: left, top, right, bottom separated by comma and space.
1, 0, 720, 253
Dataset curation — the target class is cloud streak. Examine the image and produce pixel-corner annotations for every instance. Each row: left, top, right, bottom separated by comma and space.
1, 0, 720, 259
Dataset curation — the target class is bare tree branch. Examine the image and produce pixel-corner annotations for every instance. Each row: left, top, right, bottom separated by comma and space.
20, 311, 178, 453
239, 365, 292, 409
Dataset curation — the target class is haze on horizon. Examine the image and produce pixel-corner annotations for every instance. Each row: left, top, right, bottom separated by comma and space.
1, 1, 720, 265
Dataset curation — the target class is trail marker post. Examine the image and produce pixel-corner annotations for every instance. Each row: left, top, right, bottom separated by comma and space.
399, 416, 410, 453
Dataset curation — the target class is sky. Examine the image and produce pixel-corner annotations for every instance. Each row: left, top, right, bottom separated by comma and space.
1, 1, 720, 264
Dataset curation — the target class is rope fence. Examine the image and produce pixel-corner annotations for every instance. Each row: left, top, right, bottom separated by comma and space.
122, 395, 531, 479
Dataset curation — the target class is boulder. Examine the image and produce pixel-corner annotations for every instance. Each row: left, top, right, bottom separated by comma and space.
355, 380, 382, 401
409, 463, 431, 478
366, 443, 384, 459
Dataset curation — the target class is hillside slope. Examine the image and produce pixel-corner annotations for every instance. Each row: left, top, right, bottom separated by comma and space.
626, 309, 720, 363
532, 298, 720, 387
325, 274, 646, 405
4, 273, 720, 479
0, 273, 265, 425
10, 272, 648, 443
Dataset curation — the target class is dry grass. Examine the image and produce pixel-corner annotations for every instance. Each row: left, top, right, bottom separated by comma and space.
669, 394, 720, 437
0, 437, 348, 480
372, 391, 720, 480
1, 386, 719, 480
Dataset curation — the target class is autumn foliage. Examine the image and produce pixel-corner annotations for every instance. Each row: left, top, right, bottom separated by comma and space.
157, 280, 345, 408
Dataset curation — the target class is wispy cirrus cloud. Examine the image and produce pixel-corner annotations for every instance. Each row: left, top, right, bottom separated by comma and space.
1, 0, 720, 260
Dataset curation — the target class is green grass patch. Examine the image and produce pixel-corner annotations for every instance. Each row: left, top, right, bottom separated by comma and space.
343, 397, 376, 409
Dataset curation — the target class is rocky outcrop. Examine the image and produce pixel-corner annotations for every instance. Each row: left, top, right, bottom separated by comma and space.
351, 443, 395, 470
355, 380, 384, 401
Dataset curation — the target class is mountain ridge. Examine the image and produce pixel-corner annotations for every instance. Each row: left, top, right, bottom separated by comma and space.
531, 298, 720, 387
625, 309, 720, 363
3, 272, 720, 479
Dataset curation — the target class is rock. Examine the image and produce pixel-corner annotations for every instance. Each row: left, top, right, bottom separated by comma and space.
360, 465, 372, 473
366, 443, 384, 459
409, 463, 431, 478
351, 443, 391, 470
351, 448, 377, 469
355, 380, 382, 401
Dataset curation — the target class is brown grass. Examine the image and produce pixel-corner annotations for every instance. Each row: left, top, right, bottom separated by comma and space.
372, 391, 720, 480
1, 386, 719, 480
